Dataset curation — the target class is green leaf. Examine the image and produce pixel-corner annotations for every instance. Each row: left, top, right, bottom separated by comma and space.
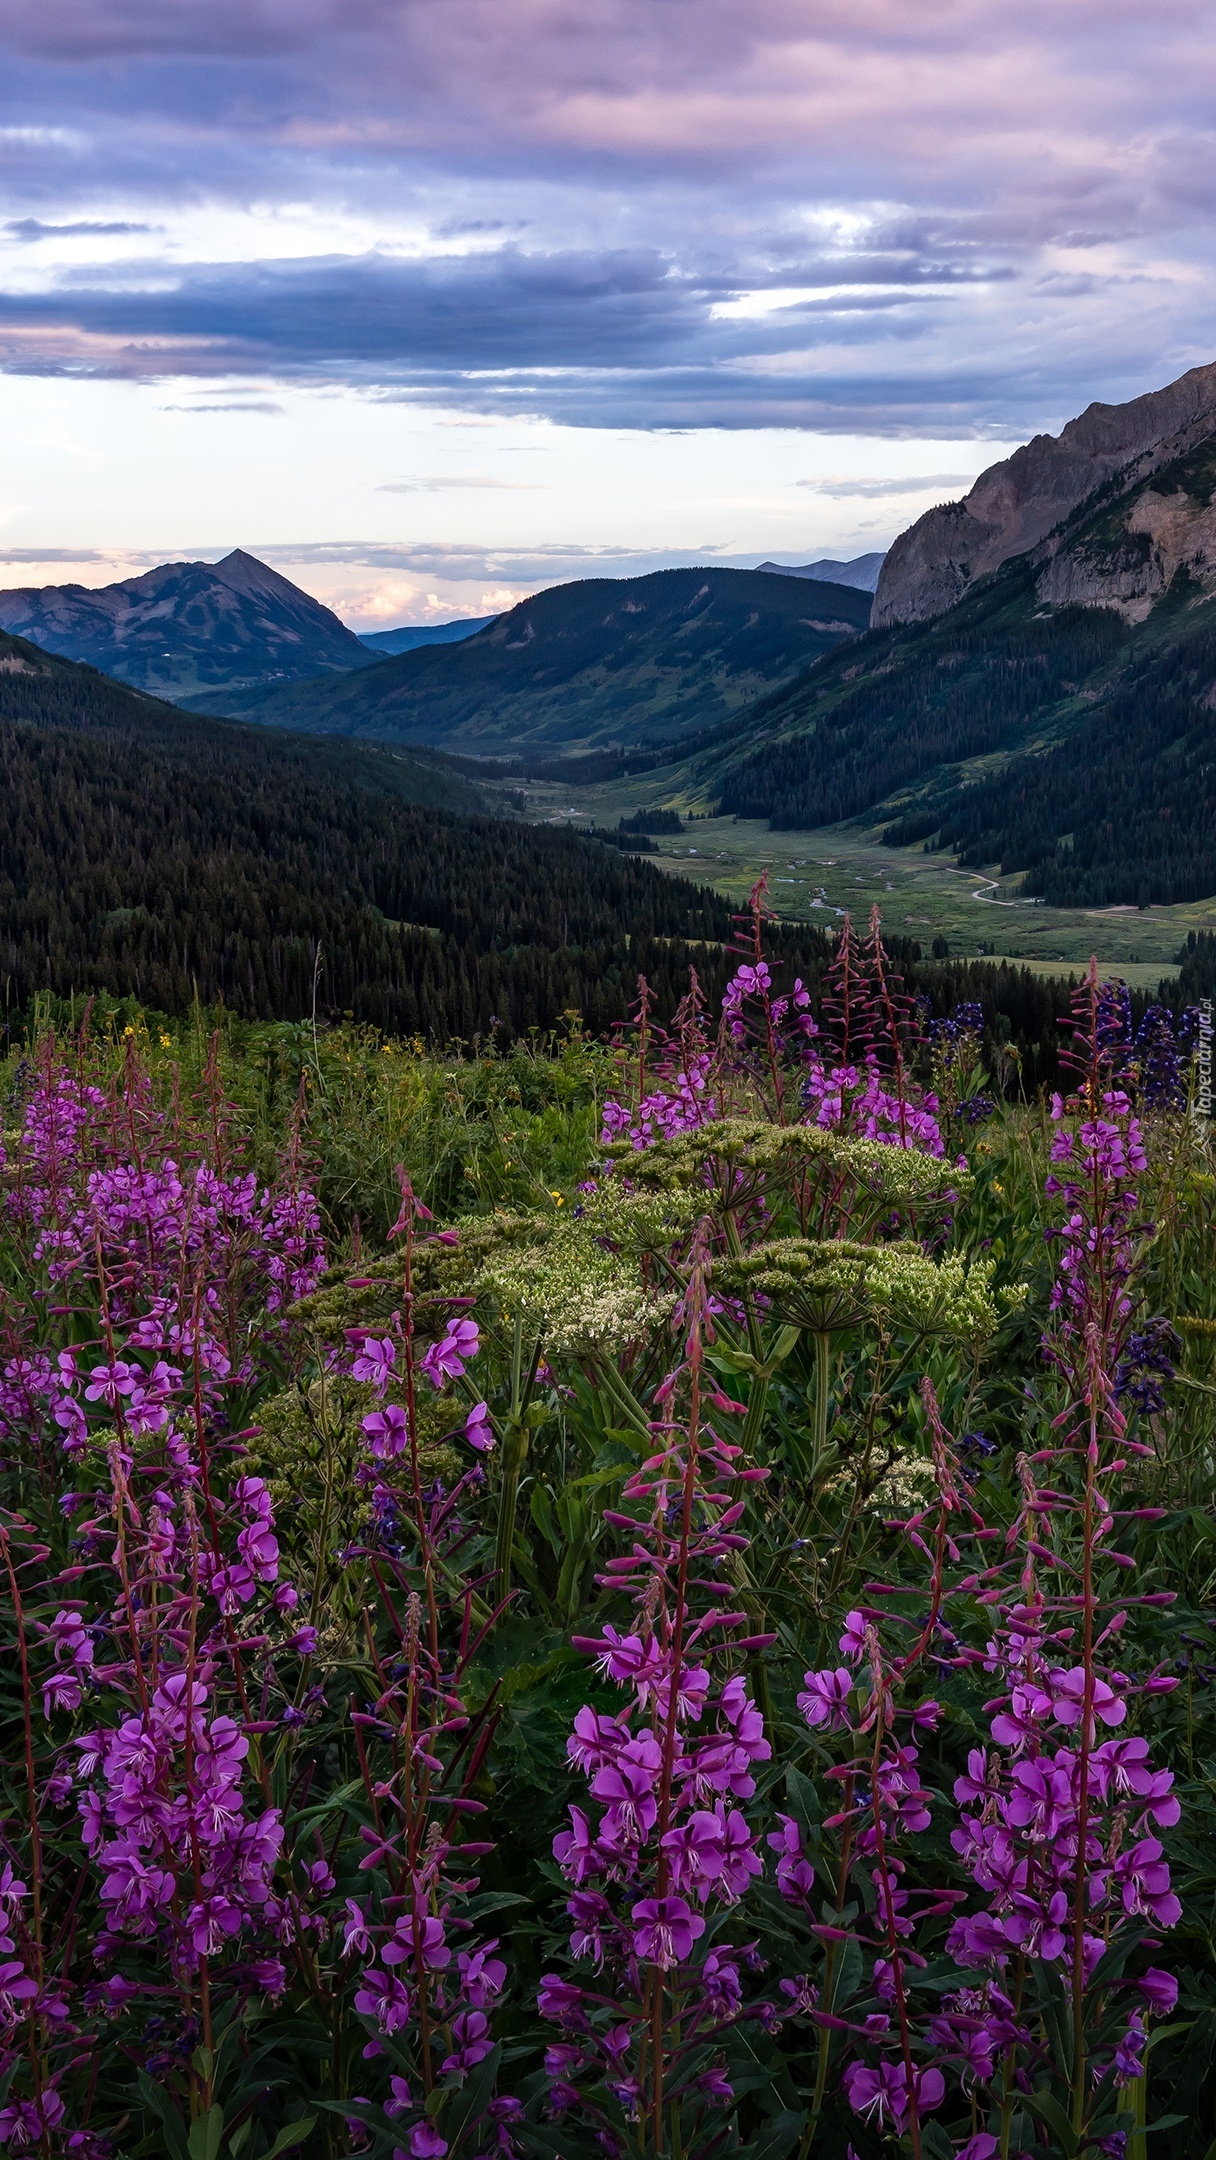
741, 2109, 806, 2160
1023, 2088, 1079, 2157
826, 1933, 862, 2012
463, 1890, 531, 1920
1084, 1921, 1148, 1994
135, 2072, 190, 2160
783, 1763, 822, 1834
262, 2119, 316, 2157
188, 2106, 225, 2160
437, 2044, 501, 2154
529, 1485, 555, 1543
920, 2123, 955, 2160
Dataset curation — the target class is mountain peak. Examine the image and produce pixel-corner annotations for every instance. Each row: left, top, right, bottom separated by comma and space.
211, 548, 308, 604
0, 551, 371, 700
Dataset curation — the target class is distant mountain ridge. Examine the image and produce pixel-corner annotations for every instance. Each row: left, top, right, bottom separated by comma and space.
358, 616, 496, 655
194, 565, 874, 754
756, 554, 884, 594
0, 549, 376, 698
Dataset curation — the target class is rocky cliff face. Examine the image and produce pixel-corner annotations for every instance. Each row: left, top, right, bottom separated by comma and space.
872, 360, 1216, 626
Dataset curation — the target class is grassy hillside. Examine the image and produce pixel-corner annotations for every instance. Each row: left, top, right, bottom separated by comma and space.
193, 566, 873, 753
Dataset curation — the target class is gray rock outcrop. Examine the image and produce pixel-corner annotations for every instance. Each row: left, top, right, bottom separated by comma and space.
872, 360, 1216, 626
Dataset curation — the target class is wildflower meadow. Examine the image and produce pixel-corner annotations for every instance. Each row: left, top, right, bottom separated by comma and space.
0, 896, 1212, 2160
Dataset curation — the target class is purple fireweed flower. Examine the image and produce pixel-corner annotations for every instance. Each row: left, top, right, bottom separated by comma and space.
989, 1683, 1054, 1750
842, 2060, 944, 2129
589, 1737, 661, 1842
662, 1806, 762, 1903
588, 1625, 665, 1692
537, 1975, 586, 2026
796, 1667, 854, 1731
544, 2045, 584, 2080
0, 2090, 65, 2145
1116, 1839, 1181, 1927
553, 1805, 602, 1886
343, 1900, 372, 1956
702, 1946, 744, 2019
442, 2008, 494, 2073
1048, 1667, 1126, 1734
1003, 1757, 1080, 1842
236, 1517, 280, 1580
566, 1707, 626, 1775
362, 1403, 409, 1459
629, 1896, 705, 1969
83, 1359, 139, 1406
1114, 2012, 1146, 2081
780, 1973, 820, 2016
421, 1318, 479, 1390
408, 2126, 448, 2160
698, 2067, 734, 2103
768, 1815, 815, 1904
351, 1335, 396, 1388
385, 2075, 413, 2119
1138, 1968, 1178, 2015
354, 1967, 413, 2034
464, 1401, 495, 1452
567, 1890, 613, 1966
458, 1942, 507, 2005
651, 1663, 712, 1725
381, 1910, 449, 1971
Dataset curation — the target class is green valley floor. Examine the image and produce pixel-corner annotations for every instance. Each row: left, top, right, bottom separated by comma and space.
514, 774, 1216, 984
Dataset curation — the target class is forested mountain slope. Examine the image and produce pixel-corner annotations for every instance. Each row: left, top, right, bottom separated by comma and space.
0, 628, 766, 1039
698, 427, 1216, 907
193, 567, 873, 753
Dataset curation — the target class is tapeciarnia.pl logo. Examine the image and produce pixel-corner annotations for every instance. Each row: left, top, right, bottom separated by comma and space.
1195, 998, 1213, 1124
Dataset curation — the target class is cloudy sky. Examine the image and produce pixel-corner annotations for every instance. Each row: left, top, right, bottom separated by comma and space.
1, 0, 1214, 624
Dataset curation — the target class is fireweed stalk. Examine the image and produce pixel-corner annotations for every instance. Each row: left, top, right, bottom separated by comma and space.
539, 1226, 775, 2158
0, 1048, 328, 2146
602, 894, 945, 1162
778, 970, 1183, 2157
341, 1178, 515, 2160
775, 1397, 968, 2158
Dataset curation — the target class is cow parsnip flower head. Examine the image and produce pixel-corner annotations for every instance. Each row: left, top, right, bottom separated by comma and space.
478, 1226, 675, 1355
726, 1235, 1014, 1343
474, 1186, 690, 1356
825, 1453, 942, 1516
605, 1115, 968, 1229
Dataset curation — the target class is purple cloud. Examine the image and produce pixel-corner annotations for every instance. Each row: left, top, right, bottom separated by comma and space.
0, 0, 1213, 434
